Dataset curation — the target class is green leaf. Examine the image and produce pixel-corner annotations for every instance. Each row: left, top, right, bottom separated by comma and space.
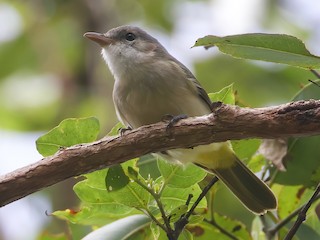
81, 215, 151, 240
277, 185, 314, 219
160, 184, 207, 212
150, 221, 161, 240
208, 84, 235, 104
188, 215, 205, 225
194, 34, 320, 69
36, 117, 100, 156
54, 171, 136, 226
107, 122, 125, 136
108, 181, 151, 209
231, 139, 261, 163
157, 159, 206, 188
292, 79, 320, 101
246, 154, 266, 173
178, 229, 193, 240
105, 165, 130, 192
279, 222, 320, 240
273, 136, 320, 186
137, 154, 161, 179
53, 205, 134, 226
186, 215, 251, 240
168, 205, 188, 223
212, 213, 252, 239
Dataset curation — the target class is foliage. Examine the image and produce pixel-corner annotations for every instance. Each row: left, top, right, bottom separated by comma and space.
1, 2, 319, 238
194, 34, 320, 69
34, 33, 320, 239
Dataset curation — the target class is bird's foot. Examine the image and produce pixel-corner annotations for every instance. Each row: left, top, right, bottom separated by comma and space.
162, 114, 188, 131
118, 126, 132, 136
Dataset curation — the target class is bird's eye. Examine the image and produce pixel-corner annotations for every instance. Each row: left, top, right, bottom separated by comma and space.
125, 33, 136, 41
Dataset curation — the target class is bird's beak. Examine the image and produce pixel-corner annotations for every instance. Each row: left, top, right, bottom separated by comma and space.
84, 32, 113, 46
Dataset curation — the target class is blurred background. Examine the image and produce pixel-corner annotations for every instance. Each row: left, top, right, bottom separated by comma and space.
0, 0, 319, 239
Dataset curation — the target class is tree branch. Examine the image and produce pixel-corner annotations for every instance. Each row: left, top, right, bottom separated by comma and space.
1, 100, 320, 207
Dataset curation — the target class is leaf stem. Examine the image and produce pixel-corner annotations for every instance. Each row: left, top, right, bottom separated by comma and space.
133, 177, 173, 235
310, 69, 320, 79
185, 176, 219, 219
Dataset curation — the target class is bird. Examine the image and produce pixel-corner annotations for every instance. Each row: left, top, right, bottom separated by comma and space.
84, 25, 277, 214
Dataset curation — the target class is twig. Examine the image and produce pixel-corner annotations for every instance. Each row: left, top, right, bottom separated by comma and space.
310, 69, 320, 79
204, 218, 239, 240
266, 193, 320, 238
131, 176, 173, 235
284, 183, 320, 240
185, 176, 219, 220
308, 79, 320, 88
170, 176, 220, 239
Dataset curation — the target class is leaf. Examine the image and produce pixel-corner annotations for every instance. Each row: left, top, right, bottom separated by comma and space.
178, 229, 193, 240
246, 154, 266, 173
168, 205, 188, 223
194, 34, 320, 69
208, 84, 235, 104
186, 215, 251, 240
137, 154, 161, 179
53, 205, 134, 226
107, 122, 125, 136
212, 213, 252, 239
279, 222, 320, 240
150, 221, 161, 240
108, 181, 151, 209
273, 136, 320, 186
160, 184, 207, 212
157, 159, 206, 188
292, 79, 320, 101
81, 215, 150, 240
231, 139, 261, 163
53, 164, 142, 226
36, 117, 100, 156
105, 165, 130, 192
277, 185, 313, 220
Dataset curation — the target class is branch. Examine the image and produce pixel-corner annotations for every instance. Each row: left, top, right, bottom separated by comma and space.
284, 183, 320, 240
1, 100, 320, 207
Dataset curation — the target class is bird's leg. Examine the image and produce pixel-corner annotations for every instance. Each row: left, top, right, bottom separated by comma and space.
162, 114, 188, 131
210, 101, 223, 112
118, 126, 132, 136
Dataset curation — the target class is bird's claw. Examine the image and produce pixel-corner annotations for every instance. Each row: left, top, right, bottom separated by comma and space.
119, 126, 132, 136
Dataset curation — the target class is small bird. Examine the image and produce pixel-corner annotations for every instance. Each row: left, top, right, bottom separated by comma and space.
84, 25, 277, 214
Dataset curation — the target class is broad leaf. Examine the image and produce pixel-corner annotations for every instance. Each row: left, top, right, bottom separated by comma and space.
186, 214, 251, 240
157, 159, 206, 188
160, 184, 207, 212
36, 117, 100, 156
105, 165, 130, 192
194, 34, 320, 69
208, 83, 235, 105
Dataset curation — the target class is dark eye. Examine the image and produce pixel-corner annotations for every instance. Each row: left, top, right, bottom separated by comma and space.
125, 32, 136, 41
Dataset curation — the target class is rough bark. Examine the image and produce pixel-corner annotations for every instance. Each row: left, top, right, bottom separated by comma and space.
1, 100, 320, 207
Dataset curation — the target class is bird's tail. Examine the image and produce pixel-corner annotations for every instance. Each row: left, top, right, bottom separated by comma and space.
195, 145, 277, 214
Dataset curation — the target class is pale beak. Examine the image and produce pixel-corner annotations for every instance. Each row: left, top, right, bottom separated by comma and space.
84, 32, 113, 46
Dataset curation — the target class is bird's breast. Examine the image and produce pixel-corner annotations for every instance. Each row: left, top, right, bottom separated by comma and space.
113, 77, 210, 128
